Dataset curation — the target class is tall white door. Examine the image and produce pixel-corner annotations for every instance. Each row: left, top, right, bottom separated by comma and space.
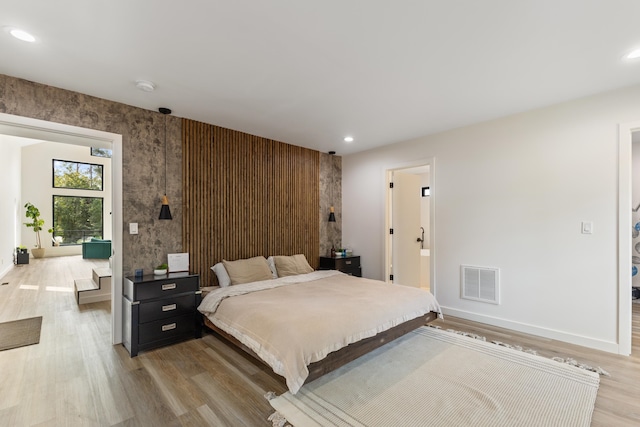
391, 171, 421, 287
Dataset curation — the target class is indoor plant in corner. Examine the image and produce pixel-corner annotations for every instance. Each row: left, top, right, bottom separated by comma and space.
24, 202, 52, 259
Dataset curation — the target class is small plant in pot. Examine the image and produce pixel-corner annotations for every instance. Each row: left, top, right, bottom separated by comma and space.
154, 263, 168, 276
23, 202, 52, 259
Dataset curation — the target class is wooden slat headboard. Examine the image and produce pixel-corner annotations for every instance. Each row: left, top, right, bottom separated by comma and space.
182, 119, 320, 286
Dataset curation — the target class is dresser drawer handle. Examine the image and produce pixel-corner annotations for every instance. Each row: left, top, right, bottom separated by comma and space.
162, 283, 177, 291
162, 303, 177, 312
162, 323, 177, 332
345, 261, 352, 265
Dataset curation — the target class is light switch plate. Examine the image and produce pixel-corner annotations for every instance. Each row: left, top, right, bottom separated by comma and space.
581, 221, 593, 234
129, 223, 138, 235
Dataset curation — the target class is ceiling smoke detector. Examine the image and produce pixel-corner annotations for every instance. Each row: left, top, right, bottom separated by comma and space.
135, 80, 156, 92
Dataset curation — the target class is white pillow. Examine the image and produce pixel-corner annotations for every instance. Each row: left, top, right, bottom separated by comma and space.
211, 262, 231, 287
267, 256, 278, 279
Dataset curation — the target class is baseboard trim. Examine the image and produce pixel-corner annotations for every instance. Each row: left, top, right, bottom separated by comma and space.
0, 264, 13, 281
440, 306, 621, 354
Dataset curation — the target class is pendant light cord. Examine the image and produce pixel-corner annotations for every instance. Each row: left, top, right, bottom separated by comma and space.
164, 113, 167, 196
159, 107, 172, 196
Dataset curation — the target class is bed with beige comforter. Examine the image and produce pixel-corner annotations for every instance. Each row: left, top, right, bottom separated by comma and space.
198, 269, 441, 394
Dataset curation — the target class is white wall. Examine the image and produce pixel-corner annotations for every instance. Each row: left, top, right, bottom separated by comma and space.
0, 136, 23, 277
21, 141, 112, 256
343, 83, 640, 353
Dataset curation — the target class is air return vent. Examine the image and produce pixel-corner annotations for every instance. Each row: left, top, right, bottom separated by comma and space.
461, 265, 500, 304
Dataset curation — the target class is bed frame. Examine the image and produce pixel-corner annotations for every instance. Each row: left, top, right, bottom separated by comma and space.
203, 311, 438, 385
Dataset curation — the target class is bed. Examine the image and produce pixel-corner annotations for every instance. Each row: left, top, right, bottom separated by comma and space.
198, 255, 441, 394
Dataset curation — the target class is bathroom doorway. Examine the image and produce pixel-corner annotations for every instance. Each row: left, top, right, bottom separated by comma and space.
385, 161, 433, 292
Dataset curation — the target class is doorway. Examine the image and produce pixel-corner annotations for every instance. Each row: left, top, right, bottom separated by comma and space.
0, 113, 124, 345
618, 121, 640, 356
385, 160, 434, 293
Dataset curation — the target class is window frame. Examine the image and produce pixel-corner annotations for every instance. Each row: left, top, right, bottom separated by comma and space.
52, 158, 104, 191
51, 195, 104, 246
90, 147, 112, 158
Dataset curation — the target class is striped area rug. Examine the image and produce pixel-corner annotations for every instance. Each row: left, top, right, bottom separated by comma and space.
268, 327, 600, 427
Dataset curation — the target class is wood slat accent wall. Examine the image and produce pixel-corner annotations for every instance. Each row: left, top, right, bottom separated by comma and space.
183, 119, 320, 285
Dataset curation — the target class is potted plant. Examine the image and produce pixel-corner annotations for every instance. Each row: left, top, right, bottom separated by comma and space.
23, 202, 52, 259
154, 263, 168, 275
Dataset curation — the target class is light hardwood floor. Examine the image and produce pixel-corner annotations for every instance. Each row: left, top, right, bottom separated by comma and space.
1, 255, 639, 426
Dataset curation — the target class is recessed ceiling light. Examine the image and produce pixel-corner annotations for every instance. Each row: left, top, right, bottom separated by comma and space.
135, 80, 156, 92
8, 28, 36, 43
626, 48, 640, 60
344, 136, 354, 143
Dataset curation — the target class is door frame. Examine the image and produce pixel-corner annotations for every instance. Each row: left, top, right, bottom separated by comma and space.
384, 157, 435, 293
0, 113, 124, 345
618, 121, 640, 355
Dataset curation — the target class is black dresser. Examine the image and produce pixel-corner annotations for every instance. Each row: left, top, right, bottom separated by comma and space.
319, 256, 362, 277
123, 273, 202, 356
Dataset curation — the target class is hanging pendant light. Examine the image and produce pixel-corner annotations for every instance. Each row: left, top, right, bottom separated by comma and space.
328, 206, 336, 222
328, 150, 336, 222
159, 107, 172, 220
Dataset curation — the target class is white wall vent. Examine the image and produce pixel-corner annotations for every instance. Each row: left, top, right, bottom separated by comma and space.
461, 265, 500, 304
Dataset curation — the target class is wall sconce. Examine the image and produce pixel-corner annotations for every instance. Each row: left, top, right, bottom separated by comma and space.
328, 206, 336, 222
159, 107, 172, 220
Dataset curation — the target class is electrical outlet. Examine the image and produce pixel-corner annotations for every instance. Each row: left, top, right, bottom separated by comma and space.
129, 223, 138, 235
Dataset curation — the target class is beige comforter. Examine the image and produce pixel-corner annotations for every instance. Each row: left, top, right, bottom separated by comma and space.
198, 270, 441, 394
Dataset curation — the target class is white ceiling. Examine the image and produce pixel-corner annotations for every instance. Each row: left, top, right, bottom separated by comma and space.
2, 1, 640, 155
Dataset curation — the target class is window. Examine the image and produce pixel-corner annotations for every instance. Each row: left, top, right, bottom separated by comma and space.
53, 159, 103, 191
91, 147, 112, 158
51, 196, 103, 245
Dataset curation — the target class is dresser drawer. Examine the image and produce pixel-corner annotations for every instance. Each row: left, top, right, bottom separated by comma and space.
131, 275, 199, 300
319, 256, 362, 277
333, 258, 358, 272
139, 293, 196, 323
123, 273, 201, 356
138, 313, 196, 345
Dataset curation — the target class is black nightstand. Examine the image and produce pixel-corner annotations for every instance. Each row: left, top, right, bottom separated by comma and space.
123, 272, 202, 356
319, 256, 362, 277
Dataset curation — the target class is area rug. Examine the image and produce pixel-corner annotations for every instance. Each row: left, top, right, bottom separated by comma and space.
267, 327, 600, 427
0, 316, 42, 351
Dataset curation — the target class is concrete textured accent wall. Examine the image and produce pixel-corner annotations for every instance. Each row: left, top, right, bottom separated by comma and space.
0, 74, 341, 275
0, 74, 182, 275
320, 152, 342, 257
